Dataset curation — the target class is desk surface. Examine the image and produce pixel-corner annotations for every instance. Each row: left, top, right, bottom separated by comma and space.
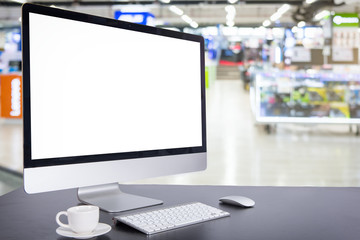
1, 184, 360, 240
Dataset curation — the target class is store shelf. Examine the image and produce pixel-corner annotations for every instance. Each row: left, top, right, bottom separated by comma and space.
251, 71, 360, 124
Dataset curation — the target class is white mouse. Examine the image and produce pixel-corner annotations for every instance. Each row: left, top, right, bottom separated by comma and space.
219, 195, 255, 208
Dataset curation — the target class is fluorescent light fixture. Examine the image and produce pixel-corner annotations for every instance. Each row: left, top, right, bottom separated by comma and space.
228, 0, 238, 4
160, 0, 171, 3
227, 13, 236, 21
225, 5, 236, 14
269, 4, 291, 22
225, 5, 236, 24
169, 5, 196, 28
262, 20, 271, 27
270, 12, 282, 22
297, 21, 306, 27
278, 4, 290, 14
181, 14, 193, 24
190, 21, 199, 28
305, 0, 317, 4
226, 20, 235, 27
169, 6, 184, 16
314, 10, 330, 21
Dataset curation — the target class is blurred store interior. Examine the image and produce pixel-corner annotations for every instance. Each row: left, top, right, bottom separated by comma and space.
1, 0, 360, 195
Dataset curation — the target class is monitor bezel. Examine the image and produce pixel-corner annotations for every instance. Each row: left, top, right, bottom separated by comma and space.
22, 3, 206, 169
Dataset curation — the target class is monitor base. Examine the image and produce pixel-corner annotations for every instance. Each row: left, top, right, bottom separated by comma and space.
77, 183, 163, 213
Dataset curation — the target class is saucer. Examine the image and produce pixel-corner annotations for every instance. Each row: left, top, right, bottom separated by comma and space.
56, 223, 111, 239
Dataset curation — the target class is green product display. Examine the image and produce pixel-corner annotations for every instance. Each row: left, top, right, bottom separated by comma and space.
205, 65, 217, 89
205, 67, 209, 89
332, 13, 359, 28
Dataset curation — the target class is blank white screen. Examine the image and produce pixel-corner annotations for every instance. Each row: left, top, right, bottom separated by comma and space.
29, 13, 202, 160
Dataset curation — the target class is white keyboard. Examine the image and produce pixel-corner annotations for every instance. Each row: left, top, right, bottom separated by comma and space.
114, 202, 230, 235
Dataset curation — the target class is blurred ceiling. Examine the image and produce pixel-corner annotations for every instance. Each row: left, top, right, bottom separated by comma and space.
1, 0, 360, 27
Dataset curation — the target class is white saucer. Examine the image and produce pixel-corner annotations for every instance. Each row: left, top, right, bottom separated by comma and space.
56, 223, 111, 239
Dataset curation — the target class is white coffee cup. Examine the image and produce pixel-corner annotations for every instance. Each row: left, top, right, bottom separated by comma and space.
56, 205, 99, 234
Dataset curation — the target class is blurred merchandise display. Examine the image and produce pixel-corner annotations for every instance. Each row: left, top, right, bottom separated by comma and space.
0, 27, 22, 74
252, 71, 360, 124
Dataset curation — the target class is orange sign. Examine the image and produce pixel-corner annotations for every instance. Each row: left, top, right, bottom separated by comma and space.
0, 74, 22, 119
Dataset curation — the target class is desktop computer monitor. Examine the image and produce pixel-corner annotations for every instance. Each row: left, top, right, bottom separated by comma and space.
22, 3, 206, 212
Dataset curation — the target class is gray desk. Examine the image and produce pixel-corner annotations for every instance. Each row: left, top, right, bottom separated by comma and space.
1, 184, 360, 240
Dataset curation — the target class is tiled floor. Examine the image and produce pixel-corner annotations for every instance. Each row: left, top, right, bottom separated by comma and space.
0, 168, 22, 196
133, 80, 360, 187
1, 79, 360, 196
0, 119, 23, 172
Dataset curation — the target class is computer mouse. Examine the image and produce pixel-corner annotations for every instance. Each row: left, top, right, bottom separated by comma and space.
219, 195, 255, 208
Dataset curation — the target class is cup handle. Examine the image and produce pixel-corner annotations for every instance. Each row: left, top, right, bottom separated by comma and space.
56, 211, 70, 229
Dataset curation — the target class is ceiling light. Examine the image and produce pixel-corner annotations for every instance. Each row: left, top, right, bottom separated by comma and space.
225, 5, 236, 14
225, 5, 236, 25
181, 15, 193, 24
190, 21, 198, 28
269, 4, 291, 22
170, 6, 196, 28
314, 10, 330, 21
278, 4, 290, 15
270, 12, 282, 22
227, 13, 235, 21
226, 20, 235, 27
263, 20, 271, 27
228, 0, 238, 4
305, 0, 318, 4
169, 6, 183, 16
297, 21, 306, 27
160, 0, 171, 3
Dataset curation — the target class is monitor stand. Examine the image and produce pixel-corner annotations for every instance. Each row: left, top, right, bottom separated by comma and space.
77, 183, 163, 213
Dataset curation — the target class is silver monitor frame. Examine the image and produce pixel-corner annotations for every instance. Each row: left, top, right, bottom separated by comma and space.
22, 4, 207, 212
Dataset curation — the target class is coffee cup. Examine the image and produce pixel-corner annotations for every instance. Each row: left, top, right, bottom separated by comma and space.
56, 205, 99, 234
